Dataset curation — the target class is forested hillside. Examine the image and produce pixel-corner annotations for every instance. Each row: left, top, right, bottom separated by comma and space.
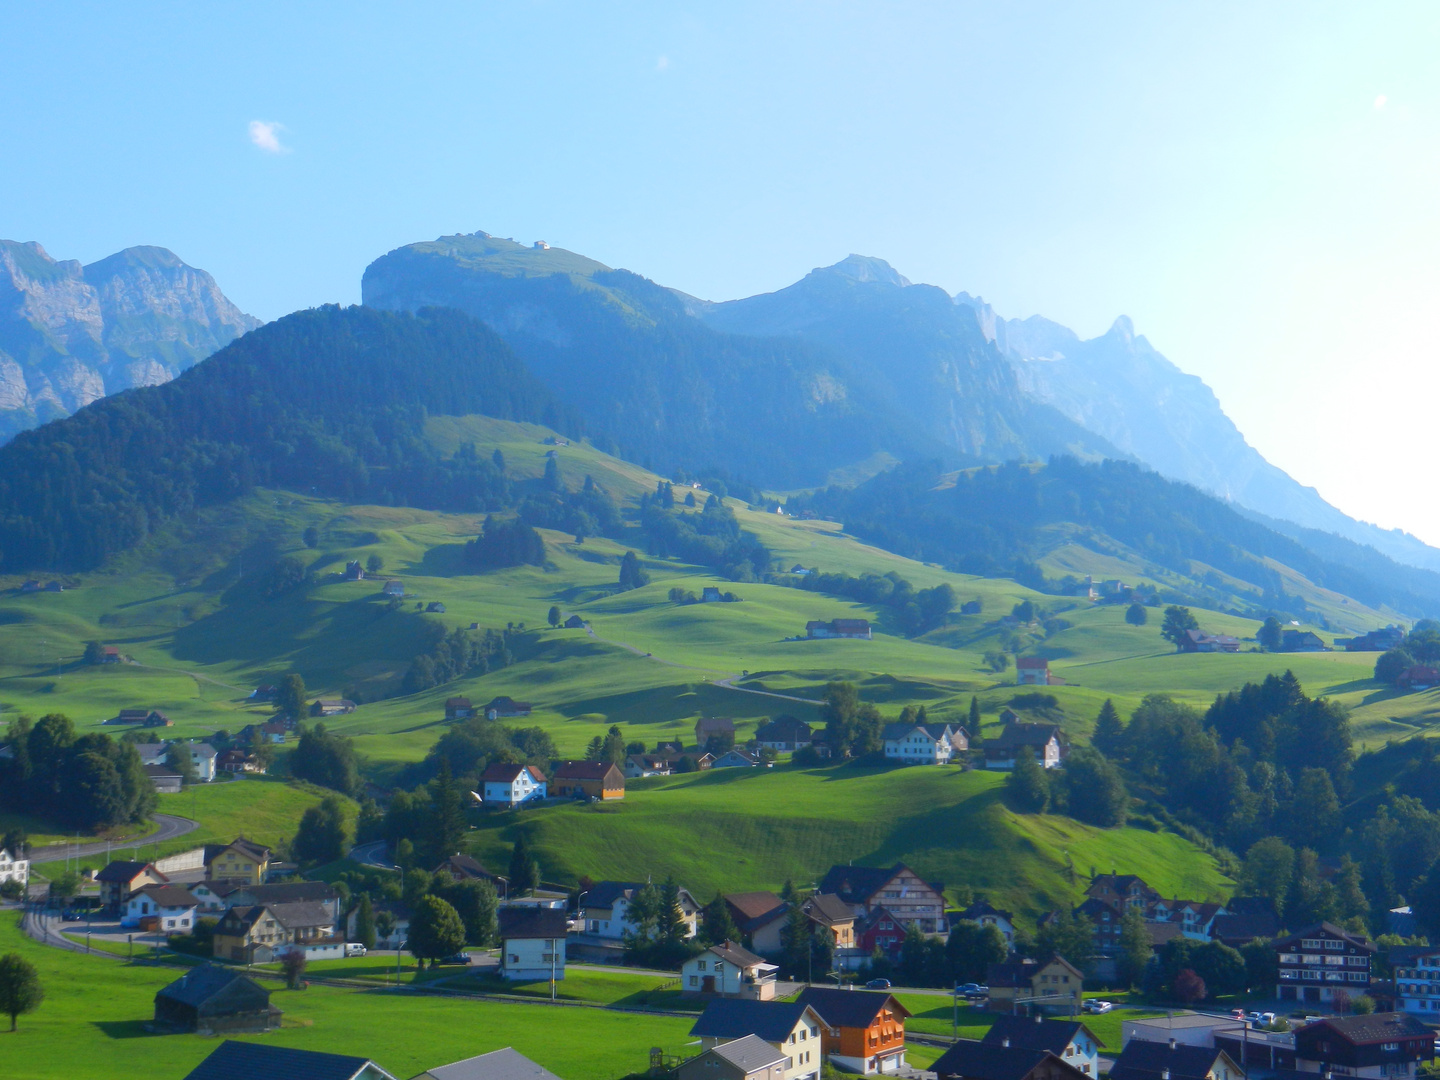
791, 458, 1440, 619
0, 305, 571, 571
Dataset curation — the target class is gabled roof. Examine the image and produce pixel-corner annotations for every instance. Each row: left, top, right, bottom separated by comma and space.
221, 881, 338, 906
436, 854, 507, 885
553, 760, 623, 781
796, 986, 910, 1028
725, 891, 786, 923
266, 901, 336, 930
418, 1047, 564, 1080
585, 881, 646, 910
1300, 1012, 1432, 1046
696, 716, 736, 734
802, 893, 854, 925
156, 964, 269, 1009
816, 864, 901, 904
755, 716, 812, 740
480, 762, 547, 783
1015, 657, 1050, 669
985, 722, 1063, 751
93, 859, 154, 886
709, 1035, 788, 1074
960, 900, 1015, 922
1110, 1042, 1231, 1080
208, 837, 272, 864
1273, 921, 1376, 953
133, 884, 200, 908
982, 1016, 1098, 1056
691, 999, 820, 1043
182, 1039, 395, 1080
498, 907, 568, 940
707, 940, 771, 970
931, 1041, 1076, 1080
145, 763, 183, 779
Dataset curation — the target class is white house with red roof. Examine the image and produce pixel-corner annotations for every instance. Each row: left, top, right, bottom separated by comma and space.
478, 763, 547, 807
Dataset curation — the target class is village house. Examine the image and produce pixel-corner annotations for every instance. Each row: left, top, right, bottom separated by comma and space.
676, 1035, 789, 1080
1015, 657, 1057, 686
344, 560, 365, 580
985, 955, 1085, 1015
479, 763, 547, 807
414, 1048, 563, 1080
1347, 626, 1407, 652
1177, 630, 1241, 653
1391, 945, 1440, 1016
205, 838, 273, 885
212, 901, 339, 963
702, 586, 724, 603
805, 618, 872, 640
145, 762, 184, 793
0, 846, 29, 888
724, 891, 789, 953
552, 760, 625, 800
1281, 629, 1328, 652
97, 860, 168, 912
144, 711, 174, 728
182, 1040, 398, 1080
696, 715, 737, 749
311, 698, 357, 716
854, 906, 910, 960
426, 601, 446, 613
248, 685, 277, 702
713, 748, 763, 768
1399, 665, 1440, 690
983, 720, 1067, 770
484, 696, 533, 718
817, 863, 949, 935
1274, 921, 1375, 1004
958, 900, 1016, 944
882, 721, 965, 765
1109, 1042, 1243, 1080
797, 987, 910, 1076
434, 854, 509, 897
191, 880, 341, 921
98, 644, 121, 663
382, 579, 405, 598
1293, 1014, 1434, 1080
154, 965, 282, 1035
982, 1017, 1101, 1078
583, 880, 701, 939
625, 753, 674, 779
445, 696, 473, 720
691, 1000, 826, 1080
132, 742, 168, 766
184, 741, 218, 781
755, 716, 814, 752
122, 883, 200, 931
217, 748, 264, 774
802, 893, 857, 953
682, 940, 779, 999
931, 1042, 1088, 1080
498, 907, 568, 981
563, 614, 585, 629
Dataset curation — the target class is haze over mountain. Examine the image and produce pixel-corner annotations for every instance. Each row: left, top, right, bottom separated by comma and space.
0, 240, 260, 441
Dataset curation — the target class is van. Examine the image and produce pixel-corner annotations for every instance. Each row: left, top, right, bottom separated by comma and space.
344, 942, 367, 957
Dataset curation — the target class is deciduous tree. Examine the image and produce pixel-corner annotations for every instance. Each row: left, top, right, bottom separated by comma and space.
0, 953, 43, 1031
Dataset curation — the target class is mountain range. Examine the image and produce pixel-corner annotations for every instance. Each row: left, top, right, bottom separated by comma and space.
0, 240, 260, 441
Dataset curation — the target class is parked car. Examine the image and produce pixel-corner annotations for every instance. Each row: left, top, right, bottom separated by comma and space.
344, 943, 367, 957
965, 985, 989, 999
1260, 1012, 1277, 1026
956, 983, 983, 995
1083, 1000, 1113, 1014
866, 978, 892, 989
440, 951, 471, 965
1229, 1009, 1246, 1021
1244, 1012, 1263, 1027
61, 909, 84, 922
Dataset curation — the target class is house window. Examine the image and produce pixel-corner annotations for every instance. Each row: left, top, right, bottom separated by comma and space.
690, 976, 698, 986
1325, 940, 1345, 950
698, 960, 707, 970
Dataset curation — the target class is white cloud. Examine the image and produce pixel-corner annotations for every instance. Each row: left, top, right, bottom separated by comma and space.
656, 55, 670, 72
1374, 93, 1388, 110
248, 120, 289, 154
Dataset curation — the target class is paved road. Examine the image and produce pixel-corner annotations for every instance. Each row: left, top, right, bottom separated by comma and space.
348, 840, 397, 869
28, 813, 199, 865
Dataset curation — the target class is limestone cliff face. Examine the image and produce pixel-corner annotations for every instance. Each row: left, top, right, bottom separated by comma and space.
0, 241, 260, 441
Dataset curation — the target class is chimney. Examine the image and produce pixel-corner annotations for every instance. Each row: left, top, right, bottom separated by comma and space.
1170, 1039, 1176, 1050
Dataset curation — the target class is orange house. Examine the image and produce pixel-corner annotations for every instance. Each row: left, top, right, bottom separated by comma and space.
551, 761, 626, 801
796, 986, 910, 1075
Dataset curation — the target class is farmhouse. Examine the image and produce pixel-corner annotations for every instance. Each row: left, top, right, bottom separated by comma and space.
755, 715, 813, 752
154, 965, 281, 1034
1399, 665, 1440, 690
796, 986, 910, 1076
479, 763, 547, 807
806, 618, 872, 640
1178, 630, 1241, 653
682, 940, 779, 999
205, 838, 273, 885
344, 560, 365, 580
982, 1016, 1101, 1078
983, 721, 1067, 770
1293, 1013, 1434, 1079
696, 715, 737, 748
182, 1040, 397, 1080
931, 1042, 1088, 1080
817, 863, 948, 935
498, 907, 568, 981
676, 1035, 789, 1080
985, 955, 1084, 1015
0, 846, 28, 888
212, 901, 339, 963
564, 615, 586, 628
691, 1000, 826, 1080
382, 579, 405, 597
552, 760, 625, 800
121, 883, 199, 931
882, 721, 964, 764
434, 854, 509, 896
625, 753, 673, 779
1109, 1042, 1242, 1080
724, 891, 788, 952
97, 860, 167, 912
415, 1048, 564, 1080
1015, 657, 1054, 686
702, 586, 723, 602
484, 696, 533, 718
1274, 921, 1375, 1003
1281, 629, 1328, 652
98, 645, 121, 663
145, 763, 183, 793
311, 698, 357, 716
445, 696, 473, 719
958, 900, 1016, 943
584, 880, 701, 939
426, 601, 447, 613
714, 748, 762, 768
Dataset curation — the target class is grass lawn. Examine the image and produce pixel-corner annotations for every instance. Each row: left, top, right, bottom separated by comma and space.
0, 913, 696, 1080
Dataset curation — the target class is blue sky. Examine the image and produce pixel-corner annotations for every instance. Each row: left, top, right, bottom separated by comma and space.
2, 3, 1437, 540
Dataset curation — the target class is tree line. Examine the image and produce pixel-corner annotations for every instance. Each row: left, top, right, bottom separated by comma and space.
0, 714, 157, 831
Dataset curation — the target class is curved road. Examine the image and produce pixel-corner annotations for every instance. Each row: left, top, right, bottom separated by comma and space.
28, 813, 199, 865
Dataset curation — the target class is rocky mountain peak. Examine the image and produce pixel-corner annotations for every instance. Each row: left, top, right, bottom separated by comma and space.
815, 254, 912, 288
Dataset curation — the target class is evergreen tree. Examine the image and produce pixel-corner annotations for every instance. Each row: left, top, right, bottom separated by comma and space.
1118, 907, 1151, 988
618, 550, 649, 591
354, 893, 377, 949
544, 455, 562, 492
1092, 700, 1124, 759
780, 900, 813, 978
659, 878, 688, 945
508, 834, 540, 896
429, 758, 467, 862
492, 448, 505, 472
968, 695, 981, 734
702, 893, 740, 945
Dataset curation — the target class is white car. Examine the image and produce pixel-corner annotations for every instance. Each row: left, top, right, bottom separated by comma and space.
1083, 1000, 1113, 1013
344, 942, 367, 957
